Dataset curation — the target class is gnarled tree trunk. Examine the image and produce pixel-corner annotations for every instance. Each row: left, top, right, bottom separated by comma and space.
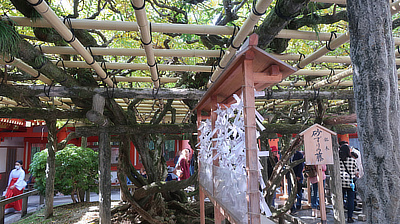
348, 1, 400, 223
44, 118, 57, 218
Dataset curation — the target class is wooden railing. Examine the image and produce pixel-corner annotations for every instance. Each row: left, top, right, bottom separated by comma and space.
0, 189, 40, 224
0, 184, 136, 224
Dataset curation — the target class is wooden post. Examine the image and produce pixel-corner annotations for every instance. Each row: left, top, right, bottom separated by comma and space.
198, 110, 206, 224
210, 95, 223, 224
243, 51, 260, 224
307, 178, 311, 207
86, 190, 91, 202
90, 94, 111, 224
22, 193, 28, 217
328, 135, 345, 224
81, 136, 88, 148
0, 204, 4, 224
317, 165, 327, 224
39, 194, 44, 205
200, 188, 205, 224
99, 128, 111, 224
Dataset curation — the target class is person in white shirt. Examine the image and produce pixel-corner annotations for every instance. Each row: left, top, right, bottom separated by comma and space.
4, 160, 27, 214
351, 147, 364, 178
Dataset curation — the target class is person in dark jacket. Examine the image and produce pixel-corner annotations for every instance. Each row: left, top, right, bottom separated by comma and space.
288, 150, 304, 213
267, 146, 279, 207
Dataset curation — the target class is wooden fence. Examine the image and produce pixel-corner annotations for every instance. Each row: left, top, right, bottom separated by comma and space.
0, 184, 135, 224
0, 189, 40, 224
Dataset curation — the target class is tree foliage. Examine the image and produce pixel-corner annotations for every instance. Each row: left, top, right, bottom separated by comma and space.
29, 144, 99, 201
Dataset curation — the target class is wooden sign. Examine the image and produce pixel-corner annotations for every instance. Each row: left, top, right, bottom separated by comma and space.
300, 124, 336, 165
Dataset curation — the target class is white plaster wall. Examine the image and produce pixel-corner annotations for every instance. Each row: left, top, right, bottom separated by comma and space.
0, 148, 6, 172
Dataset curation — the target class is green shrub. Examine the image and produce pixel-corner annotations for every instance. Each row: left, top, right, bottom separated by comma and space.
29, 145, 99, 198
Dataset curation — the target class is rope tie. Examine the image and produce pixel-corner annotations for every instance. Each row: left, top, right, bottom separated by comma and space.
229, 24, 241, 50
326, 68, 335, 84
152, 87, 159, 99
141, 22, 153, 46
4, 56, 14, 63
29, 0, 43, 7
100, 61, 110, 81
312, 84, 320, 100
326, 31, 337, 51
252, 0, 266, 16
44, 81, 54, 98
85, 45, 96, 65
33, 71, 41, 79
296, 52, 306, 69
63, 16, 76, 43
131, 1, 145, 10
216, 48, 225, 71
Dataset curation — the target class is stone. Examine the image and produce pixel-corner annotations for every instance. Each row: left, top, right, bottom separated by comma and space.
358, 214, 367, 221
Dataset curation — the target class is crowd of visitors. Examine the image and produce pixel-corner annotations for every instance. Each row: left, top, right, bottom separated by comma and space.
267, 139, 363, 222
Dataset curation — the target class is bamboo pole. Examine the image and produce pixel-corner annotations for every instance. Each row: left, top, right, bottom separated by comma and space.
309, 68, 353, 89
93, 76, 178, 83
7, 16, 234, 35
313, 0, 346, 4
279, 80, 353, 87
50, 60, 211, 72
27, 0, 115, 87
40, 46, 400, 66
37, 46, 221, 58
296, 0, 400, 70
0, 56, 52, 84
296, 32, 350, 69
207, 0, 273, 87
292, 69, 347, 76
131, 0, 159, 89
0, 97, 18, 106
39, 97, 71, 110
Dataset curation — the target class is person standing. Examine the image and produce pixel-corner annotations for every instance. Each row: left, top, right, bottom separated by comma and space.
177, 148, 190, 180
4, 160, 27, 214
288, 150, 304, 214
267, 146, 279, 207
339, 145, 359, 223
309, 164, 327, 217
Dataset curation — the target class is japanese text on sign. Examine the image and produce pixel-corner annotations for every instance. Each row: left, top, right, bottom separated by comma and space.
302, 125, 335, 165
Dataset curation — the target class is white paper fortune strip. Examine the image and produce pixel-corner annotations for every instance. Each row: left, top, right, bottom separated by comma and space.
197, 93, 271, 217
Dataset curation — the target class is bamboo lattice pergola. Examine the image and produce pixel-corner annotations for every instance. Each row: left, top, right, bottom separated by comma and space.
0, 0, 400, 125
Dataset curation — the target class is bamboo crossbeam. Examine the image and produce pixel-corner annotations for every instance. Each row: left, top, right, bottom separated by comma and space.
39, 97, 71, 109
8, 15, 400, 44
297, 32, 350, 69
40, 46, 400, 66
0, 56, 52, 84
292, 69, 347, 76
36, 46, 221, 57
93, 76, 178, 83
51, 60, 211, 72
297, 0, 400, 70
207, 0, 273, 87
7, 16, 235, 35
313, 0, 346, 4
310, 68, 353, 89
279, 80, 353, 87
0, 97, 18, 106
131, 0, 159, 89
27, 0, 115, 87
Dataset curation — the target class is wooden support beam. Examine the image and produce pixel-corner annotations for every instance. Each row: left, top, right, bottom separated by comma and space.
98, 127, 111, 224
243, 56, 261, 224
75, 123, 197, 136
